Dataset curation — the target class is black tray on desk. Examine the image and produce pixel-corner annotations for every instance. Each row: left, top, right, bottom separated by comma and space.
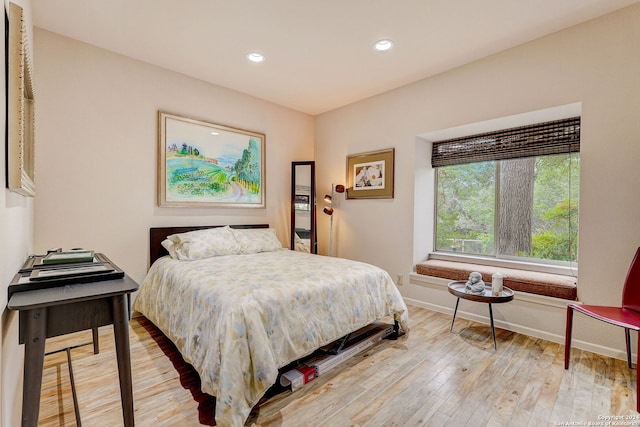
8, 253, 125, 299
19, 252, 113, 272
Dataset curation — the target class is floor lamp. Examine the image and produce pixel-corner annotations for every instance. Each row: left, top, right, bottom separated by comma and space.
323, 184, 345, 256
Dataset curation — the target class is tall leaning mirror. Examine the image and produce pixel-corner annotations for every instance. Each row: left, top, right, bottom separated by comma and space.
291, 161, 317, 253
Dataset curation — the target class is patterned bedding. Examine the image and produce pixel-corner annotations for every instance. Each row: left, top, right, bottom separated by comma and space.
133, 249, 409, 427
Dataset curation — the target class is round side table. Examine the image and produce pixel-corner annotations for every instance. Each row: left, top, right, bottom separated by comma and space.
447, 280, 514, 350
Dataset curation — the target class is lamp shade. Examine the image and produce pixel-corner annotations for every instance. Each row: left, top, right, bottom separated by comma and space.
335, 184, 345, 193
324, 194, 332, 203
323, 207, 334, 216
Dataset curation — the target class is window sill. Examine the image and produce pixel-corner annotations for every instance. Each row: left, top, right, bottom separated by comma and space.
408, 273, 572, 309
415, 258, 577, 300
428, 252, 578, 276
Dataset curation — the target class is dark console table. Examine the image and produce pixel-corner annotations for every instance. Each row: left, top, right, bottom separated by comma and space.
7, 261, 138, 427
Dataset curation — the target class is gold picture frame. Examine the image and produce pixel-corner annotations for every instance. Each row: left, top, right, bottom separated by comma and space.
346, 148, 394, 199
7, 2, 35, 197
158, 112, 266, 208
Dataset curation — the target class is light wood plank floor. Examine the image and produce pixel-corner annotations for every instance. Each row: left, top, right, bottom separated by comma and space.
38, 305, 638, 426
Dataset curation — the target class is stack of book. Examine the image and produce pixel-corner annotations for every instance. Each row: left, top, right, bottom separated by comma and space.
41, 250, 95, 265
9, 251, 125, 297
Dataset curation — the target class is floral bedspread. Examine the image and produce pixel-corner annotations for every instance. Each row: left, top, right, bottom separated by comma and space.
133, 249, 409, 427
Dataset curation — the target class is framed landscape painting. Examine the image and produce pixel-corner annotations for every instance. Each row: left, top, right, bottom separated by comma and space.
158, 112, 266, 208
346, 148, 394, 199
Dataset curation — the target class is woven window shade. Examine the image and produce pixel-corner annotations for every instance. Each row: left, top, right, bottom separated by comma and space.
431, 117, 581, 167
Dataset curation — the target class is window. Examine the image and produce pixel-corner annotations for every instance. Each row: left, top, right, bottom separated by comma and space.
433, 118, 580, 264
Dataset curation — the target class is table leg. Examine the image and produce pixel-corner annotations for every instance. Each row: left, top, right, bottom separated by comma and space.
488, 303, 497, 350
450, 298, 460, 332
65, 347, 82, 426
22, 308, 47, 427
92, 327, 100, 354
112, 294, 135, 427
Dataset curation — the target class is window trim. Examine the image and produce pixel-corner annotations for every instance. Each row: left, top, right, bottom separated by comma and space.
428, 251, 578, 277
416, 103, 583, 270
433, 128, 580, 269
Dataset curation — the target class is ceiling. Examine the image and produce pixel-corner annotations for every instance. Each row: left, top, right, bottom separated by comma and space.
31, 0, 639, 115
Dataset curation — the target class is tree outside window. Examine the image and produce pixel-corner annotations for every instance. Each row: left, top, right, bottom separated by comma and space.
435, 152, 579, 263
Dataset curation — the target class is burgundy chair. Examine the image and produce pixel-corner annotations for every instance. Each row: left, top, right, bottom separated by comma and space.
564, 247, 640, 411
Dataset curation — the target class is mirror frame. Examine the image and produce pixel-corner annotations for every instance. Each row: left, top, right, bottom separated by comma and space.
291, 161, 316, 253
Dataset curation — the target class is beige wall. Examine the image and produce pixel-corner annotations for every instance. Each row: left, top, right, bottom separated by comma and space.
32, 30, 315, 284
13, 26, 313, 426
2, 3, 638, 424
1, 0, 34, 425
315, 4, 640, 357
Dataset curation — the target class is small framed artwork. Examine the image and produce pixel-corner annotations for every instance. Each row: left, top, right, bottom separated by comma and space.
158, 111, 266, 208
346, 148, 394, 199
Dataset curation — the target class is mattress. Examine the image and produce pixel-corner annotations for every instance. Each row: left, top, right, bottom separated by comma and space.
133, 249, 409, 426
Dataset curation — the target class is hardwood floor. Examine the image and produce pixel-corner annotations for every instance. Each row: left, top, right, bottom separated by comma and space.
38, 305, 637, 426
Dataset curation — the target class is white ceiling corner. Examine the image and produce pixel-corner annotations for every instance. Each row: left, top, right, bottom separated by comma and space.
31, 0, 640, 115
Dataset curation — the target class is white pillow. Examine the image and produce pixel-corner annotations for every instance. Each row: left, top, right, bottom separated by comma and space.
230, 228, 283, 254
294, 233, 310, 252
161, 238, 179, 259
166, 226, 241, 260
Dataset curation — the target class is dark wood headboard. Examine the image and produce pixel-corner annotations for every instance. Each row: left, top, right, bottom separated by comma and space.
149, 224, 270, 268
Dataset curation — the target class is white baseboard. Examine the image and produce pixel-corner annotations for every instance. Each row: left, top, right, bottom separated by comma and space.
406, 274, 633, 363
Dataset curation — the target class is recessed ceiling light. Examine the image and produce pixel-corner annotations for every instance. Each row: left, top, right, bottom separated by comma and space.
210, 131, 219, 135
247, 53, 264, 63
374, 39, 394, 52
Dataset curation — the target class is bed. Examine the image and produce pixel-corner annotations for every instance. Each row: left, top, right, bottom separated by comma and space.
134, 224, 409, 427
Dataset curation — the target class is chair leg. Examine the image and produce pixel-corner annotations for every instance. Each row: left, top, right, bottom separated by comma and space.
564, 305, 574, 370
626, 328, 633, 369
636, 332, 640, 412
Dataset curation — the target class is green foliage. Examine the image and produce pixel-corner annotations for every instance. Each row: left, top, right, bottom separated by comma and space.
207, 169, 229, 185
531, 230, 577, 262
234, 139, 261, 193
436, 162, 495, 255
166, 157, 231, 197
436, 153, 579, 263
530, 199, 579, 261
530, 154, 579, 262
174, 181, 225, 196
